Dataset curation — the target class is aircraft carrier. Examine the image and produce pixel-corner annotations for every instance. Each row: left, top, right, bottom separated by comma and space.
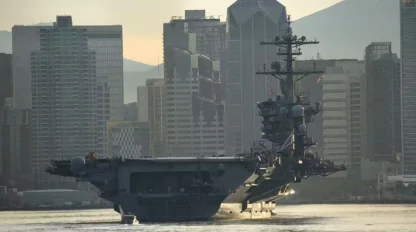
46, 15, 346, 222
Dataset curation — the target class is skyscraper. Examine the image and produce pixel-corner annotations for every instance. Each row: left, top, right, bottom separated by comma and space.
364, 42, 401, 162
81, 26, 124, 121
0, 53, 12, 111
123, 102, 138, 121
294, 59, 339, 154
12, 22, 123, 121
12, 25, 49, 109
0, 106, 31, 189
163, 11, 224, 157
137, 79, 165, 156
31, 16, 109, 188
400, 0, 416, 176
183, 10, 224, 60
0, 54, 15, 187
322, 60, 364, 174
347, 75, 364, 179
225, 0, 287, 154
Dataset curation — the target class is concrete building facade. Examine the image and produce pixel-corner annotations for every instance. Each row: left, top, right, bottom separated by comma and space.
107, 121, 151, 158
0, 105, 31, 189
81, 26, 124, 121
182, 10, 224, 61
364, 42, 401, 163
400, 0, 416, 176
12, 21, 123, 121
163, 12, 224, 157
137, 86, 149, 122
0, 53, 13, 186
225, 0, 287, 154
12, 25, 49, 109
295, 59, 337, 154
30, 16, 110, 188
123, 102, 138, 121
137, 79, 165, 156
322, 60, 364, 176
346, 75, 364, 179
0, 54, 12, 112
322, 66, 349, 168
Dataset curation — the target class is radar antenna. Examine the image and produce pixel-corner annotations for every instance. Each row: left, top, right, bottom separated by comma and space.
256, 15, 323, 161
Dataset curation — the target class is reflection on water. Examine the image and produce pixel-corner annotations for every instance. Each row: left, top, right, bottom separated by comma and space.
0, 204, 415, 232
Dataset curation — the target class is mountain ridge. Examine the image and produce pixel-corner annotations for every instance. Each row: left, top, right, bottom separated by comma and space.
292, 0, 399, 60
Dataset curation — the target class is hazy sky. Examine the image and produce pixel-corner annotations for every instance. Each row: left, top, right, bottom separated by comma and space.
1, 0, 342, 65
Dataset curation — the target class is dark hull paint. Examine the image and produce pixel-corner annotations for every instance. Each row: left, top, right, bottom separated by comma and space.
45, 155, 346, 222
108, 194, 228, 221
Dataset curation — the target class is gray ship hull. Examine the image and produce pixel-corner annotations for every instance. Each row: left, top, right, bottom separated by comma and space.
110, 194, 227, 221
47, 156, 259, 221
46, 155, 345, 222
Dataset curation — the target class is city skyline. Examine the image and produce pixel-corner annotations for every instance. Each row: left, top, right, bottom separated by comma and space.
0, 0, 341, 65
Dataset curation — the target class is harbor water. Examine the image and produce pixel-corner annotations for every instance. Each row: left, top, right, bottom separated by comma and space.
0, 204, 415, 231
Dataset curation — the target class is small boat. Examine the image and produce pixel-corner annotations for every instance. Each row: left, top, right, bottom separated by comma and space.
121, 214, 139, 225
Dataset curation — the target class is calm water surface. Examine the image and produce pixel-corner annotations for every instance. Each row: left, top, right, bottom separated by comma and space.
0, 204, 415, 232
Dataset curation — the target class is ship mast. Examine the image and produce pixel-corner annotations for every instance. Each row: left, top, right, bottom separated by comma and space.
256, 15, 323, 160
257, 15, 323, 102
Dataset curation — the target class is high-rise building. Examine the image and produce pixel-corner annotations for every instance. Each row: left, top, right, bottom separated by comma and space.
107, 121, 151, 158
123, 102, 138, 121
0, 53, 17, 188
322, 66, 348, 169
31, 16, 110, 188
0, 103, 31, 189
400, 0, 416, 176
295, 59, 338, 154
225, 0, 287, 154
163, 11, 224, 157
137, 79, 165, 156
182, 10, 224, 60
364, 42, 401, 162
295, 59, 365, 157
322, 60, 364, 175
137, 86, 149, 122
0, 54, 13, 183
347, 75, 364, 179
0, 54, 12, 112
12, 25, 49, 109
80, 26, 124, 121
12, 21, 123, 121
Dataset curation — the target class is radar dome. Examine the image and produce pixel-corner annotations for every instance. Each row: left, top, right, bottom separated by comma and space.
298, 124, 307, 134
292, 105, 304, 117
279, 107, 288, 116
70, 156, 85, 173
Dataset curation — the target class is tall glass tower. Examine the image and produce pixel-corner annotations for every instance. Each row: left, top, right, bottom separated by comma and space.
31, 16, 109, 188
225, 0, 287, 154
400, 0, 416, 176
